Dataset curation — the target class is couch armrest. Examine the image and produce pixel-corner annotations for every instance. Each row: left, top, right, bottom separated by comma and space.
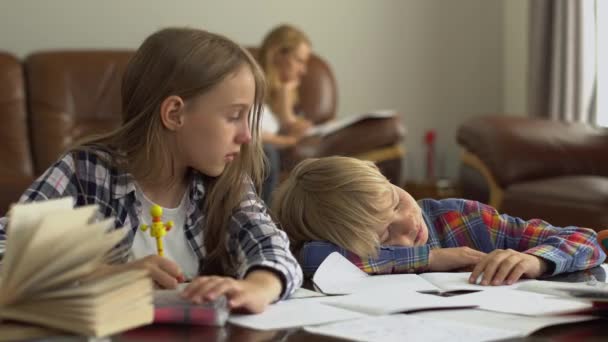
457, 115, 608, 187
280, 116, 406, 181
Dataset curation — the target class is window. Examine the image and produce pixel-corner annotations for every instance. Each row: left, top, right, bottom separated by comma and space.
597, 0, 608, 126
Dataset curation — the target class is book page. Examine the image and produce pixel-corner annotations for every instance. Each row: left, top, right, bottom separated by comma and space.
320, 289, 476, 315
0, 198, 73, 287
304, 110, 397, 137
517, 279, 608, 300
414, 308, 595, 336
312, 252, 436, 295
446, 288, 592, 316
304, 314, 522, 342
420, 272, 529, 292
228, 299, 366, 330
287, 287, 326, 300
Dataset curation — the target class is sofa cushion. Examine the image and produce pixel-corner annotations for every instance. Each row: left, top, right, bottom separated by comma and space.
0, 52, 34, 214
501, 175, 608, 231
457, 115, 608, 187
25, 51, 132, 174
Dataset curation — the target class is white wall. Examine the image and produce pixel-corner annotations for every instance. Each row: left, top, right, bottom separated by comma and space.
503, 0, 529, 116
0, 0, 528, 182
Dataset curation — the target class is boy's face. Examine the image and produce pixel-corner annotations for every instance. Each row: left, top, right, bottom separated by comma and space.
375, 185, 429, 247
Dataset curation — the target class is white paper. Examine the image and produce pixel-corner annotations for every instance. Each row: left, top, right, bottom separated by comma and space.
447, 288, 593, 316
421, 272, 529, 292
304, 110, 397, 137
321, 289, 476, 315
228, 299, 366, 330
313, 252, 527, 295
414, 308, 596, 335
517, 279, 608, 299
304, 314, 522, 342
312, 252, 436, 295
287, 287, 326, 300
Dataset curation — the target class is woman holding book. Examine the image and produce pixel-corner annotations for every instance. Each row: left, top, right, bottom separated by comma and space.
272, 156, 606, 285
258, 24, 313, 203
0, 27, 302, 314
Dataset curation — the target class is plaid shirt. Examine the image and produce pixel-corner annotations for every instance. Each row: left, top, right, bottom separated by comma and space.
0, 150, 302, 299
300, 198, 606, 277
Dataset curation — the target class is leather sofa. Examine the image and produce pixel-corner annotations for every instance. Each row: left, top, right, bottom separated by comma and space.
457, 115, 608, 232
0, 50, 405, 215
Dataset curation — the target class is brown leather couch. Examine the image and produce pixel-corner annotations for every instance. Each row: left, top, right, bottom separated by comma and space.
457, 115, 608, 232
0, 50, 405, 215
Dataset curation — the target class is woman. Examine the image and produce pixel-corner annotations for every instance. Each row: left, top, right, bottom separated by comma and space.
258, 24, 314, 203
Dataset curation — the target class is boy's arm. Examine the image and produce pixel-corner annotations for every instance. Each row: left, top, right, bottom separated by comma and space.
299, 241, 431, 277
478, 201, 606, 275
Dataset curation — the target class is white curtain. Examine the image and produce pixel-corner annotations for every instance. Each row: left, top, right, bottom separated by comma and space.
528, 0, 597, 123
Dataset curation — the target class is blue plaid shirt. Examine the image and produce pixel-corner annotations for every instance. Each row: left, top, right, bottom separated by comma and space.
0, 150, 302, 299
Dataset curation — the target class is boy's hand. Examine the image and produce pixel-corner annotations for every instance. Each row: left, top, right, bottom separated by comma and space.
469, 249, 549, 286
181, 269, 282, 314
429, 247, 486, 271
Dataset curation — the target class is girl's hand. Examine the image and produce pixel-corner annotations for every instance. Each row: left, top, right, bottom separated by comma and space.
181, 270, 282, 314
468, 249, 549, 286
125, 255, 184, 289
93, 255, 185, 289
429, 247, 486, 272
283, 117, 312, 138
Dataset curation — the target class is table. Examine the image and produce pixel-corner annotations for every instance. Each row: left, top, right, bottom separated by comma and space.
112, 267, 608, 342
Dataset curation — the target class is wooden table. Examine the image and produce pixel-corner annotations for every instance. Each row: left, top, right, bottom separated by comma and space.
112, 267, 608, 342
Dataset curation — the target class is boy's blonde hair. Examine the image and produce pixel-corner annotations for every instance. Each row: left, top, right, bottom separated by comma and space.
74, 27, 266, 275
258, 24, 311, 111
272, 156, 397, 258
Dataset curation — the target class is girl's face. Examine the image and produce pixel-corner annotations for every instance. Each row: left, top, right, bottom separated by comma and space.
175, 64, 255, 177
375, 185, 429, 247
275, 42, 311, 85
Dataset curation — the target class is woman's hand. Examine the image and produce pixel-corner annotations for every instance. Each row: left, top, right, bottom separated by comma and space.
468, 249, 549, 286
428, 247, 486, 272
181, 269, 282, 314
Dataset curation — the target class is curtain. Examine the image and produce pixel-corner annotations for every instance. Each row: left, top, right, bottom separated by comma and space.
528, 0, 597, 123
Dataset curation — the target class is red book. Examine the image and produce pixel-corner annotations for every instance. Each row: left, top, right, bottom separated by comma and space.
153, 290, 229, 326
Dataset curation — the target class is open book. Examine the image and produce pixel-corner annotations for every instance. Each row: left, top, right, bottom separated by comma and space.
313, 253, 591, 316
312, 252, 521, 296
304, 110, 398, 137
0, 198, 153, 338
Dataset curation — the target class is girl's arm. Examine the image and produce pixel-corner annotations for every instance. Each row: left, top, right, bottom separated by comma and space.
0, 152, 83, 257
261, 131, 298, 148
228, 188, 303, 300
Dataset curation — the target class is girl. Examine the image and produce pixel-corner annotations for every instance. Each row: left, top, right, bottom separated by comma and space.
0, 28, 302, 313
272, 156, 605, 286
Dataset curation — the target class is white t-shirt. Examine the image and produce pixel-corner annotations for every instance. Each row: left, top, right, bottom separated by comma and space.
131, 184, 199, 280
261, 104, 280, 134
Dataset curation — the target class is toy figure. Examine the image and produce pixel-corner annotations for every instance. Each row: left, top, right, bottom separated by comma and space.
140, 205, 174, 257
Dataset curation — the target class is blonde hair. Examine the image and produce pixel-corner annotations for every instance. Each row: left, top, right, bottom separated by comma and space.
272, 156, 397, 258
74, 27, 266, 275
258, 24, 311, 111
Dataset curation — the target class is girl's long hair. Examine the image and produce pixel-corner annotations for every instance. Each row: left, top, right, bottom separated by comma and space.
74, 27, 267, 275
